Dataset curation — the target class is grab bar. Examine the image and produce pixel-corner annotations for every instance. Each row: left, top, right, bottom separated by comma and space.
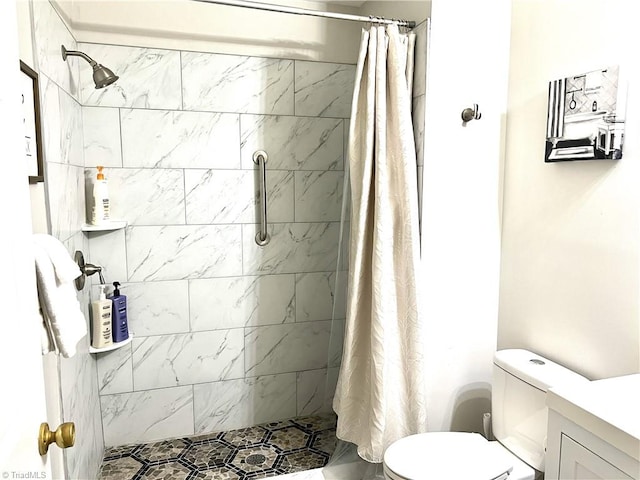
253, 150, 270, 246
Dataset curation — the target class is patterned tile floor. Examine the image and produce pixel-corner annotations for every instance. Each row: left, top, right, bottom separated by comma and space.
98, 415, 338, 480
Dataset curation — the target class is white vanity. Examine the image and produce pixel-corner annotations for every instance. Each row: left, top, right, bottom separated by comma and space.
545, 374, 639, 480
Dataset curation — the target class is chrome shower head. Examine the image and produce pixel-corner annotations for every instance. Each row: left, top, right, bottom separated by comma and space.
61, 45, 119, 89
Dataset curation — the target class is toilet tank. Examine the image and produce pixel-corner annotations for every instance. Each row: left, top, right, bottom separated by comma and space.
492, 349, 588, 472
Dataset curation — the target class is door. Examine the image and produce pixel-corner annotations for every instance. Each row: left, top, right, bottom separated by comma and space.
0, 1, 53, 478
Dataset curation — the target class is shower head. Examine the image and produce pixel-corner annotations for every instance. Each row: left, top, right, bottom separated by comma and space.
61, 45, 119, 89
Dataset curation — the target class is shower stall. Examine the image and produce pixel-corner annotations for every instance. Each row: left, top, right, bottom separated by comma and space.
24, 0, 430, 478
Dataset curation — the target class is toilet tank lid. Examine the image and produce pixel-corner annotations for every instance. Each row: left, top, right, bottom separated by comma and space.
494, 349, 589, 391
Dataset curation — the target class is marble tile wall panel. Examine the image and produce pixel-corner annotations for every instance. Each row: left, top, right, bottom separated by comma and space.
83, 107, 122, 168
132, 329, 244, 390
120, 109, 240, 169
294, 171, 344, 222
295, 272, 346, 323
244, 321, 332, 376
32, 0, 80, 99
46, 163, 85, 242
100, 386, 194, 446
126, 225, 242, 281
86, 229, 127, 285
96, 344, 133, 395
79, 43, 181, 109
412, 20, 429, 98
182, 52, 294, 115
40, 75, 62, 165
240, 115, 344, 171
242, 223, 340, 275
98, 168, 186, 225
185, 169, 293, 225
124, 281, 190, 337
328, 319, 345, 368
294, 61, 355, 118
296, 367, 339, 416
193, 373, 296, 434
59, 89, 83, 167
189, 275, 295, 331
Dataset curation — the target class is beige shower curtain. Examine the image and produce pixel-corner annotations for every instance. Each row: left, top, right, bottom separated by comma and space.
333, 24, 426, 463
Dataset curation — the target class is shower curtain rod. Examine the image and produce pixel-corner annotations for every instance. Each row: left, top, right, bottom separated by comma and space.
191, 0, 416, 28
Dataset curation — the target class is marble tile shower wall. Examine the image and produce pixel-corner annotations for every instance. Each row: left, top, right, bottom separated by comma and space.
32, 2, 104, 479
78, 42, 354, 447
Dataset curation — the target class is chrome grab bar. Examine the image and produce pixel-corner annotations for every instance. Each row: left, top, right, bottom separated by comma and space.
253, 150, 270, 246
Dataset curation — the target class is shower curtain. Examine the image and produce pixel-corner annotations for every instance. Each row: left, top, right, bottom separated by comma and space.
333, 24, 426, 463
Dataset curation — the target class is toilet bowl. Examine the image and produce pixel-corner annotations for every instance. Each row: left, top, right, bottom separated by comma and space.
382, 349, 589, 480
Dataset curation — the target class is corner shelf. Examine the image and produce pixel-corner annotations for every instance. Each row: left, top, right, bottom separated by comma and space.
89, 334, 133, 354
81, 220, 127, 232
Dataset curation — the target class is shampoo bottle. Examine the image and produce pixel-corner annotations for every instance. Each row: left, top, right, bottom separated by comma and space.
91, 166, 110, 225
110, 281, 129, 343
91, 285, 113, 349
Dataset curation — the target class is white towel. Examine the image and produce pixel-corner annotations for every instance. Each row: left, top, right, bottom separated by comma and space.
33, 234, 87, 357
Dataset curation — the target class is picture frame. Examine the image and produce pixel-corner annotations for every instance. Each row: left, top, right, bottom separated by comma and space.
545, 65, 627, 163
20, 60, 44, 183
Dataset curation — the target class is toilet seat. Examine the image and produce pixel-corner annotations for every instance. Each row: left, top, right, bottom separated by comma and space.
383, 432, 513, 480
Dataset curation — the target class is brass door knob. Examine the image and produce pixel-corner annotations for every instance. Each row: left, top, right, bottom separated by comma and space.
38, 422, 75, 456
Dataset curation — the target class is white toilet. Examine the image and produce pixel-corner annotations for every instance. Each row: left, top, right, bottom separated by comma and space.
383, 349, 589, 480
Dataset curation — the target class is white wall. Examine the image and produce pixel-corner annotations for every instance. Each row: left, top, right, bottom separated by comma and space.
498, 0, 639, 380
420, 0, 511, 432
358, 1, 430, 23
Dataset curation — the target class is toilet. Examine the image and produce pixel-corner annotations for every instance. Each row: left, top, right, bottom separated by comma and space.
383, 349, 589, 480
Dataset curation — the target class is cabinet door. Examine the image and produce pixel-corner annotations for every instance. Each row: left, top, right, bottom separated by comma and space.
559, 435, 633, 480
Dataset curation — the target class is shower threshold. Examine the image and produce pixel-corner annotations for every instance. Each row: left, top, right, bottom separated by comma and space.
98, 414, 338, 480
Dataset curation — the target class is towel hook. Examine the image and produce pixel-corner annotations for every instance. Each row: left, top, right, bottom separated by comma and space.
461, 104, 482, 123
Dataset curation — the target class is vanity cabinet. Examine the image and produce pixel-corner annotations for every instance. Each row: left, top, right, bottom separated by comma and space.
558, 433, 632, 479
545, 374, 640, 480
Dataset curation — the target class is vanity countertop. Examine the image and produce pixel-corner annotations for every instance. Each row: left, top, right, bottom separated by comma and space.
547, 373, 640, 461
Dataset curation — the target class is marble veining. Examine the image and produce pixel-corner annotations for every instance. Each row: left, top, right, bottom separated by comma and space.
295, 272, 346, 323
126, 225, 242, 281
97, 344, 133, 395
120, 109, 240, 169
189, 275, 295, 331
86, 229, 128, 285
193, 374, 297, 433
83, 107, 123, 168
182, 52, 294, 115
185, 169, 294, 224
79, 44, 182, 109
32, 0, 79, 100
59, 89, 83, 167
296, 368, 339, 417
132, 330, 245, 390
124, 281, 190, 337
294, 171, 344, 222
47, 163, 85, 242
294, 61, 356, 118
244, 321, 333, 376
100, 168, 186, 225
39, 75, 63, 165
242, 223, 341, 275
240, 115, 344, 170
412, 20, 429, 98
100, 386, 194, 446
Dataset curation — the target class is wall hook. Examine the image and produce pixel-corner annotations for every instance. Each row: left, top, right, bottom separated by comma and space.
461, 104, 482, 123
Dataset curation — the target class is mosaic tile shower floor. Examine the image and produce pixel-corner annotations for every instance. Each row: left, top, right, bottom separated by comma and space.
98, 415, 338, 480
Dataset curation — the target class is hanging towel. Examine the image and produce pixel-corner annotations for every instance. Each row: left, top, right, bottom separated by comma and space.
33, 234, 87, 357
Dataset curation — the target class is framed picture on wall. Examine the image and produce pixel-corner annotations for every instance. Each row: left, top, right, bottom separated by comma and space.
20, 60, 44, 183
545, 65, 627, 162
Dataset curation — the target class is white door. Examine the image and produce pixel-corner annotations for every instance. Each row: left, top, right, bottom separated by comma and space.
0, 1, 53, 478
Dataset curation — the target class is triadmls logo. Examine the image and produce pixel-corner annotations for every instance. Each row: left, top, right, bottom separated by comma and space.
2, 472, 47, 479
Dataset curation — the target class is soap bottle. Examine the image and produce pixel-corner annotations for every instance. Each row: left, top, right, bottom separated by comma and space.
91, 285, 113, 349
110, 281, 129, 343
91, 166, 110, 225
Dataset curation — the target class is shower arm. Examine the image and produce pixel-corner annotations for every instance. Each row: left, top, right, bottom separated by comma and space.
61, 46, 98, 68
